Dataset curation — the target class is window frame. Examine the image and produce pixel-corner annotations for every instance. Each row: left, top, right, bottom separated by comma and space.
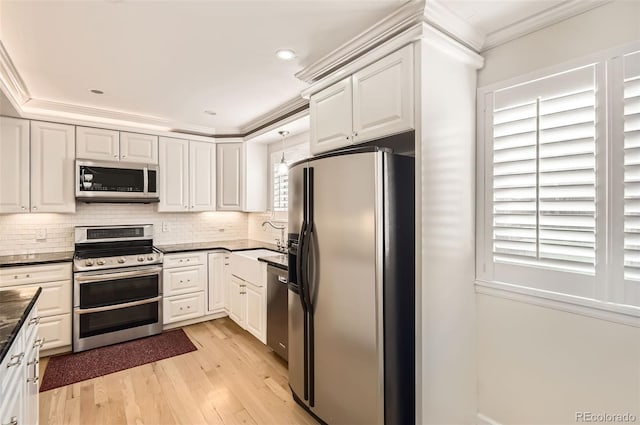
476, 41, 640, 324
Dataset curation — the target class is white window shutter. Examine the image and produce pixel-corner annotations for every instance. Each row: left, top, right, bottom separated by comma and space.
492, 65, 597, 276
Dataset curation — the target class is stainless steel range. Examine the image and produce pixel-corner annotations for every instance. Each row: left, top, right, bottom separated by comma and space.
73, 224, 163, 352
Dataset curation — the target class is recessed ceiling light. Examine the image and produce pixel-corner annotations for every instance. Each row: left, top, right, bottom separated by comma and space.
89, 89, 104, 95
276, 49, 296, 61
204, 110, 217, 116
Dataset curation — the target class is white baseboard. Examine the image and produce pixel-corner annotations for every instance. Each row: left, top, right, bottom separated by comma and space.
477, 413, 502, 425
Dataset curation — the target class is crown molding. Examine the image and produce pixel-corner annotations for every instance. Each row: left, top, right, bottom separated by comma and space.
482, 0, 612, 51
240, 95, 309, 135
295, 0, 485, 84
0, 41, 29, 108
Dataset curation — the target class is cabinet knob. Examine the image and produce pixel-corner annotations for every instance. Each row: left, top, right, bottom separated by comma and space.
3, 416, 18, 425
122, 155, 127, 158
26, 274, 30, 278
34, 337, 45, 348
191, 205, 194, 209
354, 132, 358, 137
184, 205, 188, 209
28, 316, 41, 326
21, 206, 26, 210
113, 154, 118, 158
345, 136, 350, 140
32, 206, 37, 210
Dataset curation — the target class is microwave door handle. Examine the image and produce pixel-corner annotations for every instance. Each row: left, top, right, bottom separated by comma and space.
144, 166, 148, 194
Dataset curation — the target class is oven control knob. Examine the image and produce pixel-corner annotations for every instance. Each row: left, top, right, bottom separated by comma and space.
138, 256, 145, 262
117, 257, 126, 264
96, 259, 105, 266
147, 255, 154, 261
85, 259, 94, 267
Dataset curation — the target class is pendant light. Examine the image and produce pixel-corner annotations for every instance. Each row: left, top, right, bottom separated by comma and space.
277, 130, 290, 174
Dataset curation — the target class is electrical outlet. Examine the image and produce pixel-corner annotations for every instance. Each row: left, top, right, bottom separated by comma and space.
35, 228, 47, 241
162, 222, 169, 232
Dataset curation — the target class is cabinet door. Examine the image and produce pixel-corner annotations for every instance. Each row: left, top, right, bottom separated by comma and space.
76, 126, 120, 161
352, 45, 414, 144
158, 137, 189, 212
120, 132, 159, 164
189, 141, 216, 211
24, 329, 40, 425
309, 77, 353, 155
228, 275, 245, 326
208, 252, 226, 313
38, 314, 71, 351
245, 282, 265, 343
0, 373, 22, 425
216, 143, 243, 210
30, 121, 76, 213
0, 117, 30, 213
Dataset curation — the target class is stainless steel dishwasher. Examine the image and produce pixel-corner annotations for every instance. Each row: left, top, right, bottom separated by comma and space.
267, 265, 288, 360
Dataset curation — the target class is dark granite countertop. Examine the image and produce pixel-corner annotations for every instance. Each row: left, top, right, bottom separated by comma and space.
0, 287, 41, 364
155, 239, 283, 254
258, 254, 288, 270
0, 251, 74, 268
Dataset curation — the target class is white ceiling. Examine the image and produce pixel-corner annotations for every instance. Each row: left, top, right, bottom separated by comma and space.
0, 0, 405, 134
0, 0, 605, 139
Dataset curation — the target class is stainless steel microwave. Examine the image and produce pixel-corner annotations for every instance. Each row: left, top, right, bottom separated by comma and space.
76, 160, 159, 203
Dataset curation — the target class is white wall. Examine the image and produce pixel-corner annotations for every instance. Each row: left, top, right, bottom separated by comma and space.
0, 204, 247, 255
418, 38, 479, 423
478, 1, 640, 87
477, 2, 640, 423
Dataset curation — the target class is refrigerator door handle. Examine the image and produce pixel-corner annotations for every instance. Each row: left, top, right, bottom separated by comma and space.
298, 167, 309, 402
305, 166, 315, 407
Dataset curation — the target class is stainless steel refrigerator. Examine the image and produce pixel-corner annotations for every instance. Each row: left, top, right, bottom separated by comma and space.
287, 146, 415, 424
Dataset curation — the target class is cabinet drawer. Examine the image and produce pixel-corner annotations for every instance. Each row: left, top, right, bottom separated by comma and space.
163, 292, 205, 324
163, 252, 207, 269
39, 313, 72, 351
3, 280, 71, 317
0, 263, 71, 287
163, 265, 206, 296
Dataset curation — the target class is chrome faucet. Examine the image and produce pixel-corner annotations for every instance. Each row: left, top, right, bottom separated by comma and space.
262, 220, 286, 251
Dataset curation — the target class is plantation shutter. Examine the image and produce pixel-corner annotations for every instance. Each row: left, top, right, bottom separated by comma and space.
273, 163, 288, 211
492, 65, 597, 275
624, 51, 640, 281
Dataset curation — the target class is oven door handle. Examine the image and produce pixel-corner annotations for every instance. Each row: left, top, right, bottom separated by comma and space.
75, 296, 162, 314
74, 266, 163, 284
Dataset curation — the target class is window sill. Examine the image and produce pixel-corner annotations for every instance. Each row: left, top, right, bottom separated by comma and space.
475, 279, 640, 327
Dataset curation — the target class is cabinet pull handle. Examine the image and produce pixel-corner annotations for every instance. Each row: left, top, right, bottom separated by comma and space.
27, 376, 39, 384
25, 274, 30, 278
122, 155, 127, 158
7, 352, 24, 367
34, 337, 45, 348
29, 316, 41, 326
239, 291, 246, 294
3, 416, 18, 425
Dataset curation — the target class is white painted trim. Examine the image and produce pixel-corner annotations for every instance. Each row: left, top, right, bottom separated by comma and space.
295, 0, 484, 83
0, 41, 29, 111
242, 97, 308, 139
424, 0, 485, 52
477, 413, 502, 425
482, 0, 612, 52
295, 1, 427, 83
301, 23, 483, 99
476, 280, 640, 327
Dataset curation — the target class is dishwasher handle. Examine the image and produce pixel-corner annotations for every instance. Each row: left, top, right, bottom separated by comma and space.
278, 275, 288, 284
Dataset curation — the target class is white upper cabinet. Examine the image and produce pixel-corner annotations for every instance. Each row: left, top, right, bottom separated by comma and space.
216, 142, 243, 210
310, 77, 353, 155
30, 121, 76, 213
352, 44, 414, 143
216, 141, 267, 212
189, 141, 216, 211
77, 127, 158, 164
159, 137, 216, 213
159, 137, 189, 212
120, 132, 159, 164
76, 127, 119, 161
309, 44, 414, 155
0, 117, 30, 213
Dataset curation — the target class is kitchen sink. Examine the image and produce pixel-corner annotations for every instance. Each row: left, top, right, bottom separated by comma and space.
233, 249, 279, 260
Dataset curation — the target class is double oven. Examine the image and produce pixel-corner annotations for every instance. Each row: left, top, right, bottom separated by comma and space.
73, 225, 163, 352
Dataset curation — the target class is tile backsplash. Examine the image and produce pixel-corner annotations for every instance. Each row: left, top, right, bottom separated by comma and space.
248, 212, 288, 245
0, 203, 248, 255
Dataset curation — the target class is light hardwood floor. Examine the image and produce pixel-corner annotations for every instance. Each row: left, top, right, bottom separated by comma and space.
39, 318, 317, 425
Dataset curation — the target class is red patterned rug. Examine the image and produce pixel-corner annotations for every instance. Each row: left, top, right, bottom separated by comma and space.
40, 329, 197, 392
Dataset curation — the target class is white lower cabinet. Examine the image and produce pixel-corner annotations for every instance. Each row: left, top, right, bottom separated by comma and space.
225, 252, 267, 343
0, 263, 72, 354
163, 252, 207, 325
163, 292, 205, 324
0, 302, 40, 425
207, 252, 226, 313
